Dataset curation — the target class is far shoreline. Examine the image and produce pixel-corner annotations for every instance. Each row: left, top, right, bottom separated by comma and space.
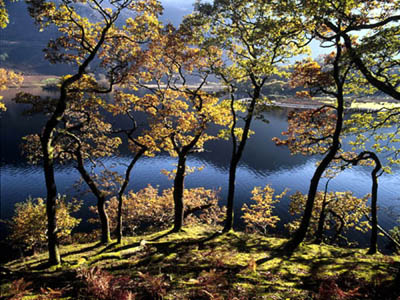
4, 74, 400, 112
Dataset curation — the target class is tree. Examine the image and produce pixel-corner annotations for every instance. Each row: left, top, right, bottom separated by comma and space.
120, 24, 231, 232
287, 190, 369, 245
344, 109, 400, 253
275, 36, 357, 252
293, 0, 400, 253
187, 0, 308, 232
90, 185, 225, 235
20, 80, 123, 244
316, 0, 400, 100
104, 96, 155, 243
25, 0, 162, 265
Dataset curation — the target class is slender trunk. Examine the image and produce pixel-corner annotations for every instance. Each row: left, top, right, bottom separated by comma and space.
284, 111, 343, 252
116, 148, 145, 244
172, 153, 186, 232
97, 196, 110, 244
40, 86, 69, 266
329, 209, 345, 244
76, 151, 110, 244
284, 41, 344, 252
315, 209, 326, 244
368, 153, 381, 254
224, 158, 238, 232
223, 85, 260, 233
41, 143, 60, 265
39, 21, 113, 265
315, 179, 331, 244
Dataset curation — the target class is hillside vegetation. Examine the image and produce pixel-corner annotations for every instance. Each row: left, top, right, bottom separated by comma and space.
1, 225, 399, 300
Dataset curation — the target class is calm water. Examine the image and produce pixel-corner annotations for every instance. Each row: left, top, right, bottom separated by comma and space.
1, 87, 399, 248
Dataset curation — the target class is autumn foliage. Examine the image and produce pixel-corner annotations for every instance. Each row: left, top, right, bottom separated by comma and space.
8, 196, 81, 252
287, 191, 370, 243
241, 185, 286, 235
90, 185, 225, 235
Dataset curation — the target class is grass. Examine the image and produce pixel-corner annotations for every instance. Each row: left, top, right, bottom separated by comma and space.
1, 225, 399, 299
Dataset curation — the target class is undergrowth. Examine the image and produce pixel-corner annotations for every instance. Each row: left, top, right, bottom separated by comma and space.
1, 225, 399, 299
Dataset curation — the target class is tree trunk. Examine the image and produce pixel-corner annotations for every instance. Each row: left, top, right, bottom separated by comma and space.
40, 86, 69, 266
223, 158, 239, 232
223, 85, 260, 233
76, 151, 111, 244
97, 196, 111, 244
41, 144, 61, 265
315, 179, 331, 244
116, 148, 145, 244
172, 153, 186, 232
284, 41, 344, 252
368, 152, 381, 254
315, 209, 326, 244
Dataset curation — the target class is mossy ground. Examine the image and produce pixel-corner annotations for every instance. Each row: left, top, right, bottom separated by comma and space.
1, 225, 399, 299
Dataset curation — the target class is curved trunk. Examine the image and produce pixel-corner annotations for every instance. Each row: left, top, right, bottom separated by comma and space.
368, 153, 381, 254
172, 153, 187, 232
40, 86, 69, 266
284, 41, 345, 252
223, 85, 260, 233
285, 152, 338, 251
116, 148, 145, 244
341, 33, 400, 101
76, 151, 110, 244
315, 179, 331, 244
97, 197, 111, 244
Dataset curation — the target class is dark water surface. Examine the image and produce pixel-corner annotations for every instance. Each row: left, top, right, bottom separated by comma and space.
1, 87, 399, 248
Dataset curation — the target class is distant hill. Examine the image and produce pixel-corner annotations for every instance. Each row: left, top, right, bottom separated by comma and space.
0, 0, 195, 75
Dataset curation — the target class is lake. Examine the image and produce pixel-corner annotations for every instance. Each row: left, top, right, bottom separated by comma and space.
1, 85, 399, 249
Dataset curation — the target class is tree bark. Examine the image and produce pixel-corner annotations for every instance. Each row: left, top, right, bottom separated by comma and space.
223, 85, 260, 233
116, 148, 145, 244
172, 153, 187, 232
284, 40, 344, 252
315, 178, 331, 244
40, 84, 69, 265
367, 152, 381, 254
76, 151, 110, 244
41, 141, 61, 265
349, 151, 382, 254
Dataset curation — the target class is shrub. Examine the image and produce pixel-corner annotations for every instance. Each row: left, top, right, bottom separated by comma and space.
287, 191, 369, 243
9, 195, 81, 252
7, 278, 32, 300
90, 185, 225, 235
77, 267, 135, 300
241, 185, 286, 235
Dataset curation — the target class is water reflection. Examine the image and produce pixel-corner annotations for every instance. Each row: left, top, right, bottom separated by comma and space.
1, 87, 399, 248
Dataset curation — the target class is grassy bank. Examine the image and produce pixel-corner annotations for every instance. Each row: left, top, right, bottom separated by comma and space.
1, 225, 399, 299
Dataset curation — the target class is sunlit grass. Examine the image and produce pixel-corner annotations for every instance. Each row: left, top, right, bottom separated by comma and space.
2, 225, 399, 299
